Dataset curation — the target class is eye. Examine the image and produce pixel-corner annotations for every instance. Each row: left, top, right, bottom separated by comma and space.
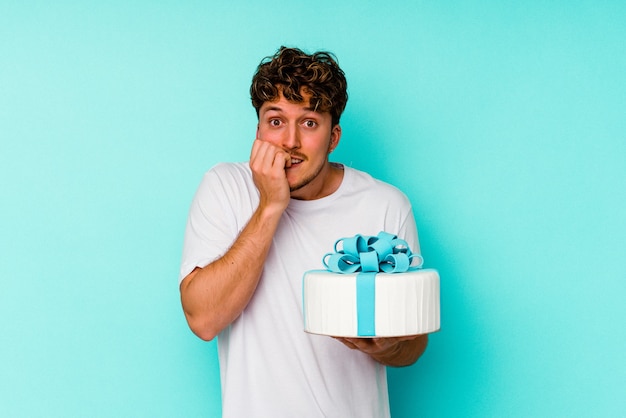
269, 118, 282, 127
304, 120, 317, 128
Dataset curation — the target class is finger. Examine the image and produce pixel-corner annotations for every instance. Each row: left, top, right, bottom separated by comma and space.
252, 140, 289, 172
269, 145, 290, 170
344, 338, 376, 351
372, 335, 421, 345
251, 140, 279, 174
250, 139, 268, 171
333, 337, 359, 350
282, 151, 292, 168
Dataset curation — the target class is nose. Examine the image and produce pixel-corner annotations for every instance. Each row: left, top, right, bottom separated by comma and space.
282, 124, 301, 150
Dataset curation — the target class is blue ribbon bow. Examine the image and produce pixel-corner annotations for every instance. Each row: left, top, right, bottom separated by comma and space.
321, 231, 423, 336
323, 231, 423, 274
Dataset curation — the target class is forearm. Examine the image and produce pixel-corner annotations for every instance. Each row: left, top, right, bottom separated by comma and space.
180, 204, 283, 341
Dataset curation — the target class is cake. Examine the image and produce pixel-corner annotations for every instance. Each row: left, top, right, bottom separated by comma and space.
302, 232, 440, 337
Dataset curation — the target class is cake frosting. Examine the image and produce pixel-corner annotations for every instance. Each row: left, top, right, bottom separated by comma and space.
302, 232, 440, 337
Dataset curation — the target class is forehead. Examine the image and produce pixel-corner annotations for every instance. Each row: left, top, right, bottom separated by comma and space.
259, 92, 328, 117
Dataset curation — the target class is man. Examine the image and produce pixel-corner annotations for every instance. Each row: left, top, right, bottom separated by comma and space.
179, 46, 429, 417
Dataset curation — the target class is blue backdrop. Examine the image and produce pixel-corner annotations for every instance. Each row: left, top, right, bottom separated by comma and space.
1, 1, 624, 416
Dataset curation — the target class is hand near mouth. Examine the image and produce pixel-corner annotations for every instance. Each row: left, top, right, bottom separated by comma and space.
250, 139, 291, 213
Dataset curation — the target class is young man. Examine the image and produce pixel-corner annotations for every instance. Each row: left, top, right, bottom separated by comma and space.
179, 46, 428, 417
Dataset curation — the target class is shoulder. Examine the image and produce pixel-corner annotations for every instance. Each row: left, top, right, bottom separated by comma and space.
194, 162, 258, 205
198, 162, 254, 190
203, 161, 251, 181
190, 161, 258, 225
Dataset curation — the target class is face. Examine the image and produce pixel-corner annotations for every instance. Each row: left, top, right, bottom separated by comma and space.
256, 92, 341, 200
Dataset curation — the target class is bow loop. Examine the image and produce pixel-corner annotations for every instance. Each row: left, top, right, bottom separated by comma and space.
323, 252, 361, 273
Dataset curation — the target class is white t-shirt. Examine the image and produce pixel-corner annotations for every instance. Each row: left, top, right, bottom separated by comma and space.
180, 162, 419, 418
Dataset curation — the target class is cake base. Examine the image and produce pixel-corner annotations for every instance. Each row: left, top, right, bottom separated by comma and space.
303, 269, 440, 338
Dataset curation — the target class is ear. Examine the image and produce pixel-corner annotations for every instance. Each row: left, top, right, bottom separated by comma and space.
329, 124, 342, 153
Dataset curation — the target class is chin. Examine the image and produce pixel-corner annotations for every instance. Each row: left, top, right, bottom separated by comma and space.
289, 178, 312, 193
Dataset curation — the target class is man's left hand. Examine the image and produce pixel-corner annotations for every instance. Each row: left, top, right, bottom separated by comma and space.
334, 334, 428, 367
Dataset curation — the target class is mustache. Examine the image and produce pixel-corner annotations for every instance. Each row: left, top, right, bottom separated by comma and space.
287, 151, 306, 160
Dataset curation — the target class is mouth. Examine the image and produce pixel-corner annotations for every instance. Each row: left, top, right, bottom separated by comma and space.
289, 157, 304, 166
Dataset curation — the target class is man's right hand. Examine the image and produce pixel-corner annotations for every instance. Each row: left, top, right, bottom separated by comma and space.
250, 139, 291, 213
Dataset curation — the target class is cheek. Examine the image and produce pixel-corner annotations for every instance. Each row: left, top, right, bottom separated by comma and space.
257, 127, 281, 144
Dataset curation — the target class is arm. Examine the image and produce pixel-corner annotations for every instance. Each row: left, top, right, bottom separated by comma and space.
179, 140, 291, 341
335, 334, 429, 367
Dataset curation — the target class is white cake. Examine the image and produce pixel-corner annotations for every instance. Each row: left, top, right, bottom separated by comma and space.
303, 268, 440, 337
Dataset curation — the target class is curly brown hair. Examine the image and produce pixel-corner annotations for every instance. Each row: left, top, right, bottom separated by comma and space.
250, 46, 348, 126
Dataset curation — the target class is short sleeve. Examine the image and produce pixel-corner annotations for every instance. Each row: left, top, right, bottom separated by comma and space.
179, 164, 256, 283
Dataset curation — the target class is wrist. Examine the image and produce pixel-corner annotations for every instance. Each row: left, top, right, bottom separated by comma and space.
258, 193, 289, 215
254, 199, 287, 226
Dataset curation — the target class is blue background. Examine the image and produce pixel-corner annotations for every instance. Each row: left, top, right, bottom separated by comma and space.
2, 1, 625, 416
